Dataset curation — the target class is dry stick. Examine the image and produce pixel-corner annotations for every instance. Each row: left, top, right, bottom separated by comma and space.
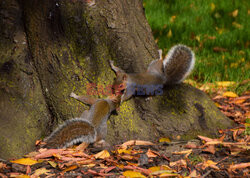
201, 170, 212, 178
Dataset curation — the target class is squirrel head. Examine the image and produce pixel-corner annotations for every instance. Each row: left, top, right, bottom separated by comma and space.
109, 60, 128, 102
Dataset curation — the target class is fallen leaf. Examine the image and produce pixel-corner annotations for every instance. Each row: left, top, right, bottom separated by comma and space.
231, 9, 238, 17
170, 159, 187, 167
159, 172, 179, 177
229, 162, 250, 171
223, 91, 238, 98
35, 149, 64, 159
121, 140, 154, 149
170, 16, 176, 23
48, 161, 57, 168
123, 170, 146, 178
173, 149, 192, 155
202, 160, 219, 170
117, 149, 132, 154
213, 47, 227, 52
198, 135, 214, 142
211, 3, 215, 11
94, 150, 110, 159
62, 165, 78, 173
216, 81, 236, 87
146, 149, 158, 158
159, 137, 171, 143
11, 158, 39, 166
167, 29, 172, 38
76, 142, 89, 151
26, 165, 31, 174
232, 22, 242, 29
32, 167, 51, 177
189, 170, 198, 177
203, 145, 216, 154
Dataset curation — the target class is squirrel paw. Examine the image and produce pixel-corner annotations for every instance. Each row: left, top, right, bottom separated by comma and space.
70, 92, 78, 99
93, 140, 110, 148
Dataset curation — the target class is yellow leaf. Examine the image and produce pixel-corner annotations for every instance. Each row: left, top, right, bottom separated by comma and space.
94, 150, 110, 159
149, 165, 172, 173
223, 91, 238, 98
11, 158, 38, 166
232, 22, 242, 29
160, 172, 178, 177
231, 9, 238, 17
32, 167, 51, 177
216, 81, 236, 87
195, 35, 200, 42
170, 16, 176, 23
211, 3, 215, 11
159, 137, 171, 143
149, 166, 161, 172
117, 149, 131, 154
167, 30, 172, 38
173, 149, 192, 155
123, 170, 146, 178
48, 161, 57, 168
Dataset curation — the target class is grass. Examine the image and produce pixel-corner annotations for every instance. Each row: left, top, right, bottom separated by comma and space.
143, 0, 249, 93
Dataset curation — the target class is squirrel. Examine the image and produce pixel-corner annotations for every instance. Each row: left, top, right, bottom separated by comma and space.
110, 44, 195, 102
43, 44, 194, 148
43, 92, 121, 149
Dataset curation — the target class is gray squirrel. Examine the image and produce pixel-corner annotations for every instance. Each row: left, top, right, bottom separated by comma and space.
44, 92, 121, 148
110, 44, 195, 102
43, 44, 195, 148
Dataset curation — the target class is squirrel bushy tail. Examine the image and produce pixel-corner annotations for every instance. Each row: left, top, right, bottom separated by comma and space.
44, 118, 96, 148
163, 44, 195, 84
110, 44, 195, 102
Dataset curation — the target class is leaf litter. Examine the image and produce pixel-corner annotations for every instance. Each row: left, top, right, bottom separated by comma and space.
0, 86, 249, 177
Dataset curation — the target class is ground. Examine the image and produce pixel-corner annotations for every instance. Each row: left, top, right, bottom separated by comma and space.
0, 85, 249, 177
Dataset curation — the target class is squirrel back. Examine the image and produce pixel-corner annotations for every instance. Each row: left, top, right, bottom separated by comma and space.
110, 44, 195, 102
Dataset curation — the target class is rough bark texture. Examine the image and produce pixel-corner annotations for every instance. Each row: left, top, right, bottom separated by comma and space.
0, 0, 233, 159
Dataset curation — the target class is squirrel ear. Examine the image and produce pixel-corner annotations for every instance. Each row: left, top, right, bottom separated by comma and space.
123, 74, 127, 81
109, 60, 125, 75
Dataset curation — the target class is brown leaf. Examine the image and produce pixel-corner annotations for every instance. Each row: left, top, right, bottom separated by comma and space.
198, 135, 215, 142
170, 159, 187, 167
76, 142, 89, 151
229, 162, 250, 171
35, 149, 64, 159
213, 47, 227, 52
203, 145, 216, 154
121, 140, 154, 149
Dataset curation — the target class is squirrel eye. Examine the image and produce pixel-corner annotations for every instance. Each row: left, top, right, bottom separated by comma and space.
119, 84, 123, 88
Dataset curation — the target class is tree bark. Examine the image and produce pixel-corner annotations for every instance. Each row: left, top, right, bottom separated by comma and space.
0, 0, 233, 159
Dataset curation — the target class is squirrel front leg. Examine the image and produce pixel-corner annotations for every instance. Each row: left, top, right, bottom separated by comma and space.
70, 92, 97, 105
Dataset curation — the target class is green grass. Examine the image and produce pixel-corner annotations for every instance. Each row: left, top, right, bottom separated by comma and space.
143, 0, 249, 93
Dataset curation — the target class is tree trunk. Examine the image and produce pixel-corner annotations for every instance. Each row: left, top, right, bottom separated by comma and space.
0, 0, 233, 159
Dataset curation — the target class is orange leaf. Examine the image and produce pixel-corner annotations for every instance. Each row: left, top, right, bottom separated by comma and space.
94, 150, 110, 159
62, 165, 78, 173
11, 158, 39, 166
146, 149, 158, 158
